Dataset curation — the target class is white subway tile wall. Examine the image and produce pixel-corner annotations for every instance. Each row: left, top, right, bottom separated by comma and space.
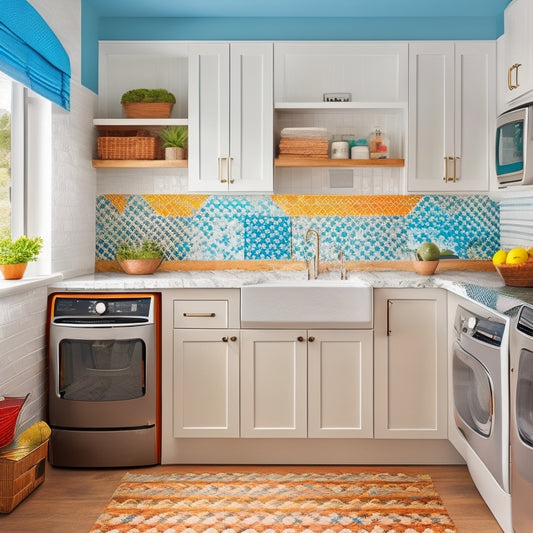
500, 191, 533, 250
0, 287, 48, 433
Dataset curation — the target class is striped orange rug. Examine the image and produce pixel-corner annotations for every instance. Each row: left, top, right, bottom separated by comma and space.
89, 472, 457, 533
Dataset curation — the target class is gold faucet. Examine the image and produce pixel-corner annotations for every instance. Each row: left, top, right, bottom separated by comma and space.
305, 229, 320, 279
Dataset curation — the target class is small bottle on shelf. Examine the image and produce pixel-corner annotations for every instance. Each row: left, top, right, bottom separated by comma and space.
368, 128, 389, 159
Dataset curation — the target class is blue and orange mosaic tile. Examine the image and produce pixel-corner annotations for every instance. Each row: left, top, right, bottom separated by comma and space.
95, 194, 500, 262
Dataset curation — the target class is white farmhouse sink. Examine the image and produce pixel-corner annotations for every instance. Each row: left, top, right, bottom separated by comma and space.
241, 280, 373, 329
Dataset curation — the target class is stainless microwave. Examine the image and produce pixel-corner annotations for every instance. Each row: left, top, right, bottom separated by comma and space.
496, 105, 533, 188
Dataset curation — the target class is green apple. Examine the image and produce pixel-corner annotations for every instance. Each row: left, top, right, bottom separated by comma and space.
416, 242, 440, 261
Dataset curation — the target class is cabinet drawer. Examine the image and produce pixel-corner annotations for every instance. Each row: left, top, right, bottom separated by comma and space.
173, 300, 229, 328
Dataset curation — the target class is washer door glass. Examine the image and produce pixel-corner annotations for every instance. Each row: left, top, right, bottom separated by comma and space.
453, 341, 493, 437
517, 348, 533, 447
58, 338, 146, 401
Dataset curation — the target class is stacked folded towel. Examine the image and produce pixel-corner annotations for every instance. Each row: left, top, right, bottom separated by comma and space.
278, 127, 329, 158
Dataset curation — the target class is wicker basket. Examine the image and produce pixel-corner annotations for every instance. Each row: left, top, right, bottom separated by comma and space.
0, 440, 48, 513
0, 396, 28, 449
97, 131, 162, 160
495, 261, 533, 287
122, 102, 173, 118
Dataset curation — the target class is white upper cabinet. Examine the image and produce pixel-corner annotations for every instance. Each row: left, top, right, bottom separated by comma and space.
188, 42, 273, 193
274, 42, 408, 103
502, 0, 533, 106
408, 42, 496, 192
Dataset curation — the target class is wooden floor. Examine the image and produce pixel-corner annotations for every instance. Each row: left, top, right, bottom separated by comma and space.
0, 462, 503, 533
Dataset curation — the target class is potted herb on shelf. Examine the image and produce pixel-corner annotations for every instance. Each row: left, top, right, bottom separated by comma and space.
116, 240, 164, 275
159, 125, 188, 160
0, 235, 43, 280
120, 88, 176, 118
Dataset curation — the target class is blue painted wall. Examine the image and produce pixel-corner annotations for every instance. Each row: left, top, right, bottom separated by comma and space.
81, 1, 506, 93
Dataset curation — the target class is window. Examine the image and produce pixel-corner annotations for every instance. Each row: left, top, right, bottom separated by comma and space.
0, 70, 24, 241
0, 71, 11, 239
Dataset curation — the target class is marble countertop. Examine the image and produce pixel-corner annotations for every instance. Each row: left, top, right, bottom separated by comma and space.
50, 269, 533, 316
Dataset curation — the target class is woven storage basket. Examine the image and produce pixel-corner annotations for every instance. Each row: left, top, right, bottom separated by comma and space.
0, 441, 48, 513
97, 131, 162, 160
495, 262, 533, 287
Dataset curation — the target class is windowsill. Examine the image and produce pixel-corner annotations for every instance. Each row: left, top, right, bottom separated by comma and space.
0, 273, 63, 299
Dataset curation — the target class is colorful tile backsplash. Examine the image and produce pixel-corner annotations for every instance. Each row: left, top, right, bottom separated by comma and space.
96, 194, 500, 263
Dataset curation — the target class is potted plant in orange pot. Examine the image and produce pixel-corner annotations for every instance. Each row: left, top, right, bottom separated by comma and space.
0, 235, 43, 280
116, 240, 164, 275
120, 88, 176, 118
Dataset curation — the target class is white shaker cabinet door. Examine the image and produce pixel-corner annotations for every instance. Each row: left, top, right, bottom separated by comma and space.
188, 43, 230, 192
229, 42, 273, 192
188, 42, 273, 192
374, 289, 448, 439
173, 329, 239, 437
503, 0, 533, 104
240, 329, 307, 438
307, 330, 373, 438
408, 42, 494, 192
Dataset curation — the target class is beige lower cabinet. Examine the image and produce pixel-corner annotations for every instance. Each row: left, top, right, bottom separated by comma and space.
373, 288, 448, 439
164, 289, 241, 439
240, 329, 373, 438
173, 329, 240, 437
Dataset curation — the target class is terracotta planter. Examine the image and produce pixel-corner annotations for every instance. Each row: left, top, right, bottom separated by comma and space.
412, 260, 439, 275
122, 102, 173, 118
118, 258, 162, 275
164, 147, 186, 160
0, 263, 28, 280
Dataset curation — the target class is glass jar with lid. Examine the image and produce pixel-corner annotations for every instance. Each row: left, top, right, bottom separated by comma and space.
368, 128, 389, 159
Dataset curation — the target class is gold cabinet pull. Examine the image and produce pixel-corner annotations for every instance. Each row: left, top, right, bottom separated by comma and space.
227, 156, 234, 184
453, 156, 460, 183
509, 63, 522, 90
443, 156, 454, 182
218, 157, 227, 183
387, 300, 392, 336
183, 312, 216, 318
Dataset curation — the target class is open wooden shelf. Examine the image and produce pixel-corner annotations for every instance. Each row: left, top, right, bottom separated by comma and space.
93, 118, 188, 129
92, 159, 188, 168
274, 158, 405, 168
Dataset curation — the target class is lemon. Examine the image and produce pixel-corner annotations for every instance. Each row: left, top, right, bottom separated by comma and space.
506, 247, 529, 265
492, 250, 508, 266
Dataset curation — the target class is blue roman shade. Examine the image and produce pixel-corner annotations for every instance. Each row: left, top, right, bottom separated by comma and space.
0, 0, 71, 110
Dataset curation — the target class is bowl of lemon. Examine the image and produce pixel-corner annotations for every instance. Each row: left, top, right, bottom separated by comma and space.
492, 247, 533, 286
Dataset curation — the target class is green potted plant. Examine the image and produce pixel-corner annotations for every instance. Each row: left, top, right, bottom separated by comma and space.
159, 125, 188, 160
120, 88, 176, 118
0, 235, 43, 280
116, 240, 164, 275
